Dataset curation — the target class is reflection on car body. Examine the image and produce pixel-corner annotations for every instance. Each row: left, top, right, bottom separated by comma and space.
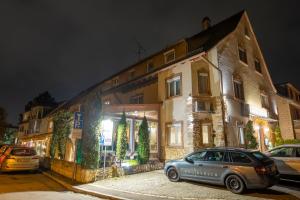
164, 148, 279, 194
265, 144, 300, 181
0, 145, 39, 172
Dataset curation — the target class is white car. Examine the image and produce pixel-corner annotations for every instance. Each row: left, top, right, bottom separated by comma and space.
265, 144, 300, 181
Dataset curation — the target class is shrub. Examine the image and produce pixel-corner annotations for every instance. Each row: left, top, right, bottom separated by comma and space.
245, 120, 258, 149
116, 112, 128, 162
274, 124, 284, 146
137, 116, 150, 164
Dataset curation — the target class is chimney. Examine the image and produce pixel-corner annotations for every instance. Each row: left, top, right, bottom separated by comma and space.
202, 16, 211, 30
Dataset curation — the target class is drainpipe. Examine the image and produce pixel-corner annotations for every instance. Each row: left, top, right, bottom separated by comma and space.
201, 55, 228, 147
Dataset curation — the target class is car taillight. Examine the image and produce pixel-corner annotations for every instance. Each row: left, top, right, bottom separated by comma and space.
255, 166, 268, 175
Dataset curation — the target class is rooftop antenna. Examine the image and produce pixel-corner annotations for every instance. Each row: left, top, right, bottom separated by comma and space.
134, 38, 146, 61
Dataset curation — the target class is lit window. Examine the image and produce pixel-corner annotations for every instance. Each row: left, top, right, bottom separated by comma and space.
255, 59, 262, 73
166, 75, 181, 98
260, 93, 269, 108
202, 124, 211, 144
147, 62, 154, 72
164, 50, 175, 64
233, 79, 244, 100
166, 122, 182, 147
112, 78, 119, 86
130, 94, 144, 104
238, 46, 248, 64
48, 121, 53, 129
238, 125, 245, 145
198, 72, 210, 94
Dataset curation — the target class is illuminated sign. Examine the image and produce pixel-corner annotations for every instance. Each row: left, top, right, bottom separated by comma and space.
74, 112, 83, 129
100, 119, 113, 146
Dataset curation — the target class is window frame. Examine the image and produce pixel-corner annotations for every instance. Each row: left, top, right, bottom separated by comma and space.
202, 123, 212, 145
260, 93, 269, 109
233, 79, 245, 101
238, 46, 248, 65
165, 121, 184, 148
254, 58, 262, 74
165, 73, 182, 99
164, 49, 175, 64
130, 94, 144, 104
197, 70, 211, 95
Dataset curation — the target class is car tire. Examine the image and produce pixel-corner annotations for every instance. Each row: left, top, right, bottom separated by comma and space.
225, 174, 246, 194
167, 167, 180, 182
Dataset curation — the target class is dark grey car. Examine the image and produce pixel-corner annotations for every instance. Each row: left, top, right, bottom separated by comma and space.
164, 148, 279, 194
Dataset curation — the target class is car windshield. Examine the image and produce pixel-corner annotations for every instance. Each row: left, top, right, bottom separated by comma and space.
11, 148, 36, 156
251, 151, 271, 162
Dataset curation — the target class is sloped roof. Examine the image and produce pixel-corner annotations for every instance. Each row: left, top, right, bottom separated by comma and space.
187, 10, 244, 52
57, 10, 246, 109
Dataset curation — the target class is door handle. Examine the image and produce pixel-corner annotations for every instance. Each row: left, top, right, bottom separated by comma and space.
222, 165, 228, 168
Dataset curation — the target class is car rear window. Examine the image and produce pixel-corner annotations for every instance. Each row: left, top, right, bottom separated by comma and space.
231, 152, 252, 163
11, 148, 36, 156
251, 151, 271, 162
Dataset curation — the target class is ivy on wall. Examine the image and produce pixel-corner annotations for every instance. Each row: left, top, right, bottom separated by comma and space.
137, 116, 150, 164
116, 112, 127, 162
81, 93, 102, 169
50, 110, 73, 160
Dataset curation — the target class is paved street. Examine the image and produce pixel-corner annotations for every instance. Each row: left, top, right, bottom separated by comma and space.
77, 170, 300, 200
0, 171, 103, 200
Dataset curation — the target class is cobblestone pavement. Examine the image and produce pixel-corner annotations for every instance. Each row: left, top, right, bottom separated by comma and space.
77, 170, 300, 200
0, 171, 103, 200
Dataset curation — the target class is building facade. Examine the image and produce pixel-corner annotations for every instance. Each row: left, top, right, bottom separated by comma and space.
17, 10, 279, 164
275, 83, 300, 140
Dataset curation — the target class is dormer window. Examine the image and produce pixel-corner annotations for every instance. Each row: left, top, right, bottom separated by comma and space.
128, 70, 135, 80
164, 50, 175, 64
254, 58, 262, 74
238, 46, 248, 64
112, 78, 119, 86
147, 62, 154, 72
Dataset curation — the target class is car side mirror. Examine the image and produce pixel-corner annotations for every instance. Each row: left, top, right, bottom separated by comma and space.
185, 157, 194, 164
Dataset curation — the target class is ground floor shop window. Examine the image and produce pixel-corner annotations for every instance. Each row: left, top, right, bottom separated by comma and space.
202, 124, 211, 144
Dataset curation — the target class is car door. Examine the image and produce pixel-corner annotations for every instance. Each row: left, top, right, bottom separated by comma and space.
180, 151, 207, 180
196, 150, 228, 184
269, 147, 299, 175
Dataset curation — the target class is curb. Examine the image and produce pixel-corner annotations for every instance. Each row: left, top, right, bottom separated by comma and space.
42, 171, 129, 200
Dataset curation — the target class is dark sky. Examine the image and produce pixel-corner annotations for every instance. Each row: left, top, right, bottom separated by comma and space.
1, 0, 300, 124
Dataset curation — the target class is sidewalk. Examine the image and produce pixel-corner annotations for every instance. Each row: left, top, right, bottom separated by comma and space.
44, 170, 300, 200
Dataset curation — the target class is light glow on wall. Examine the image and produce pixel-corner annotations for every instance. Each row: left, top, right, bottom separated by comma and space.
249, 105, 268, 118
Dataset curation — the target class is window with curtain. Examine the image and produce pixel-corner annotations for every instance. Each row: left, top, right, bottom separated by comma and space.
166, 75, 181, 98
166, 122, 182, 147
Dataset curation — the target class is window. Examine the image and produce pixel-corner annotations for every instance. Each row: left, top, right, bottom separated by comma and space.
48, 121, 53, 129
237, 125, 245, 145
238, 47, 248, 64
260, 93, 269, 108
166, 122, 182, 147
233, 79, 244, 100
195, 100, 213, 112
186, 151, 207, 162
128, 70, 135, 80
296, 148, 300, 157
147, 62, 154, 72
130, 94, 144, 104
204, 151, 225, 162
245, 27, 250, 38
164, 50, 175, 64
270, 147, 294, 157
202, 124, 211, 144
166, 75, 181, 98
198, 71, 210, 94
231, 152, 252, 163
112, 78, 119, 86
251, 152, 271, 162
255, 59, 262, 73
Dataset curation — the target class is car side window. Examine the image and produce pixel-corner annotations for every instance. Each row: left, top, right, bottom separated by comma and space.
231, 152, 252, 163
270, 147, 294, 157
296, 148, 300, 157
223, 152, 231, 162
186, 151, 207, 162
204, 151, 224, 162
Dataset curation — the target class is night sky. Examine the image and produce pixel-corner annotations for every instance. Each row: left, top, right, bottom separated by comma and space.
1, 0, 300, 124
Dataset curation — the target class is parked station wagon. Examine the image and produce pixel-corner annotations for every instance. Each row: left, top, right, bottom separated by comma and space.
164, 148, 279, 194
0, 146, 39, 172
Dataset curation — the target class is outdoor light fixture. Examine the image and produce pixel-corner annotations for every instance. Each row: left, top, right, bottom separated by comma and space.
254, 125, 260, 131
264, 127, 270, 132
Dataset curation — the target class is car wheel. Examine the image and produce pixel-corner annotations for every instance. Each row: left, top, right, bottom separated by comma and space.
167, 167, 180, 182
225, 174, 245, 194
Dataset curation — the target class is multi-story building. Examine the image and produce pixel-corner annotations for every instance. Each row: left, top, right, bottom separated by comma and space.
275, 83, 300, 140
54, 10, 277, 162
